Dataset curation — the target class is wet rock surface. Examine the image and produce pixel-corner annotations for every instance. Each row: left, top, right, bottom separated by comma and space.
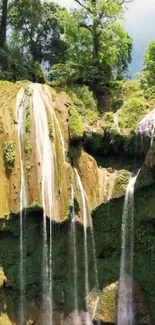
87, 282, 153, 325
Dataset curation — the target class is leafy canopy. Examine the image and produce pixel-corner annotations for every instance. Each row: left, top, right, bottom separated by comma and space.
51, 0, 132, 104
141, 41, 155, 89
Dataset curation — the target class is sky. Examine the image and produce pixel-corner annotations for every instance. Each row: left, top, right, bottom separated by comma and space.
54, 0, 155, 75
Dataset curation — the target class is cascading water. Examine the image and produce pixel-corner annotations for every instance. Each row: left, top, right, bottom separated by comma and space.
74, 169, 89, 304
30, 84, 55, 325
136, 108, 155, 149
74, 168, 98, 322
43, 84, 66, 162
71, 185, 78, 313
16, 89, 28, 325
117, 172, 139, 325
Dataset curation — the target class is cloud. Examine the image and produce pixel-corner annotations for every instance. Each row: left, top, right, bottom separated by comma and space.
124, 0, 155, 73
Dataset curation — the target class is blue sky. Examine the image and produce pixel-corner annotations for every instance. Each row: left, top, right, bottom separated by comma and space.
54, 0, 155, 75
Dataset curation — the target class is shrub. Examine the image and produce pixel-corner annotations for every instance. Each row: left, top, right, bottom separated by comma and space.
119, 97, 147, 132
102, 112, 115, 130
3, 141, 15, 171
69, 107, 84, 140
144, 86, 155, 100
112, 97, 124, 111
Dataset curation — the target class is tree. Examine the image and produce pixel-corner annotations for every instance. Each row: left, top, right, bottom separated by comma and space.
0, 0, 8, 47
9, 0, 66, 64
51, 0, 132, 105
141, 41, 155, 89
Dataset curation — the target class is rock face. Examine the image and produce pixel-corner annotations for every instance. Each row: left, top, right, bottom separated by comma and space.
0, 81, 155, 325
87, 282, 153, 325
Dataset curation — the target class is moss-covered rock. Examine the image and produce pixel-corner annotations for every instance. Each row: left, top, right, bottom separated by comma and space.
87, 281, 153, 325
69, 107, 84, 141
0, 268, 7, 288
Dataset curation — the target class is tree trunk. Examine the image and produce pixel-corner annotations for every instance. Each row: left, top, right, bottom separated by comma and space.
0, 0, 8, 48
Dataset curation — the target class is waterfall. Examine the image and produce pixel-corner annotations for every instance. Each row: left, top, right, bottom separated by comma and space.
117, 172, 139, 325
30, 84, 55, 325
74, 168, 98, 318
16, 89, 27, 325
74, 168, 89, 305
136, 108, 155, 149
71, 185, 78, 313
43, 84, 66, 162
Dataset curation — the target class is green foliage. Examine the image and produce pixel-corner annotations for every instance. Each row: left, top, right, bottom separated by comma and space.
67, 85, 97, 111
144, 86, 155, 100
51, 1, 132, 102
102, 112, 118, 134
68, 145, 82, 161
112, 97, 124, 111
3, 141, 15, 172
9, 0, 66, 64
119, 97, 147, 132
0, 47, 45, 82
48, 121, 54, 140
25, 140, 32, 159
66, 86, 98, 125
141, 41, 155, 89
69, 107, 84, 140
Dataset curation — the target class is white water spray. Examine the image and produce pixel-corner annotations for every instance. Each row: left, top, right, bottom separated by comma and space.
43, 85, 66, 162
136, 108, 155, 149
71, 185, 78, 313
117, 172, 139, 325
16, 89, 28, 325
74, 169, 99, 316
74, 168, 89, 305
30, 84, 55, 325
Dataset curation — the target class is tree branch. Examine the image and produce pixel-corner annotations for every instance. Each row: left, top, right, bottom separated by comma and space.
74, 0, 92, 13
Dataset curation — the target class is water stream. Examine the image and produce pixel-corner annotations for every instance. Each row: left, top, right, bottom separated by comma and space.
43, 84, 66, 162
16, 88, 28, 325
117, 172, 139, 325
71, 185, 78, 314
74, 168, 99, 322
30, 84, 55, 325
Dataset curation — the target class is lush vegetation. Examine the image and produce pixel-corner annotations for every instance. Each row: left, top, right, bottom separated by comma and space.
0, 0, 133, 108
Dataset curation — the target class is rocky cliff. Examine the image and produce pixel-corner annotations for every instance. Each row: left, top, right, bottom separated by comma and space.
0, 80, 155, 325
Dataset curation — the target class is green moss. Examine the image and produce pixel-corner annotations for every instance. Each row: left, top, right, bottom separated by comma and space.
48, 120, 54, 140
0, 267, 6, 287
85, 109, 98, 124
111, 97, 124, 111
25, 87, 32, 134
122, 80, 141, 98
66, 85, 97, 111
26, 162, 33, 178
25, 139, 32, 159
3, 141, 15, 172
103, 112, 114, 129
68, 145, 82, 161
144, 86, 155, 100
113, 170, 131, 198
69, 107, 84, 140
66, 85, 98, 128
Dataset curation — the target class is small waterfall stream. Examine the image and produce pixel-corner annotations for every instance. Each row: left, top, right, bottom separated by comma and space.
43, 84, 66, 162
74, 169, 90, 306
117, 172, 139, 325
16, 89, 28, 325
71, 185, 78, 313
74, 168, 98, 323
31, 84, 55, 325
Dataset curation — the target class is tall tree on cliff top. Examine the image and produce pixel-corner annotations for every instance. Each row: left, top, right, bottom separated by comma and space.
52, 0, 132, 105
0, 0, 8, 47
10, 0, 66, 64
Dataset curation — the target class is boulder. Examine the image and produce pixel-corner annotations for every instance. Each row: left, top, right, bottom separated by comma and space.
87, 281, 153, 325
